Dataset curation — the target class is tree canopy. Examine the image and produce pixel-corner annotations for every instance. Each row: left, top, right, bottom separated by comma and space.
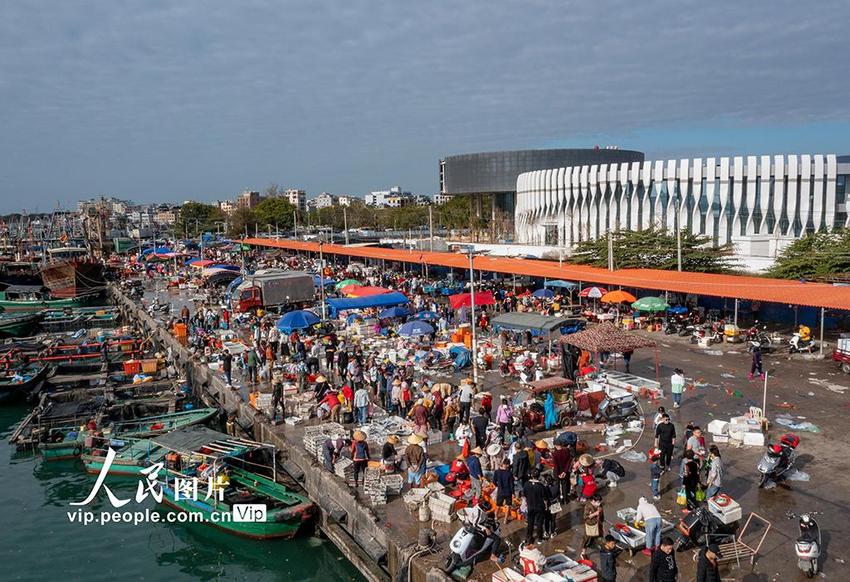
768, 231, 850, 279
178, 202, 224, 236
253, 196, 296, 229
570, 228, 737, 273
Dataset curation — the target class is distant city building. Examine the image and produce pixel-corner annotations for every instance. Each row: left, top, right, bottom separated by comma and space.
433, 193, 454, 205
414, 194, 432, 206
337, 195, 354, 207
153, 206, 179, 225
128, 207, 153, 227
314, 192, 337, 209
284, 188, 307, 213
365, 186, 412, 207
219, 200, 236, 214
237, 190, 261, 209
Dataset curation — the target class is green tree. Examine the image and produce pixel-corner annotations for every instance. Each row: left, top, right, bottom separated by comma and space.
228, 207, 259, 238
571, 228, 737, 273
768, 230, 850, 279
254, 196, 296, 229
178, 202, 224, 237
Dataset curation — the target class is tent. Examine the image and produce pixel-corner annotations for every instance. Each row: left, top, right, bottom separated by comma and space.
342, 285, 392, 297
491, 313, 576, 337
277, 310, 320, 333
325, 291, 409, 316
378, 306, 410, 319
448, 291, 495, 310
560, 322, 656, 353
544, 280, 578, 289
398, 320, 434, 338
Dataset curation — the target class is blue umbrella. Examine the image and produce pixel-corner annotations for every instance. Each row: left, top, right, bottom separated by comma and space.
533, 289, 555, 299
276, 310, 320, 333
378, 306, 410, 319
666, 306, 689, 315
313, 275, 336, 287
346, 313, 364, 325
545, 280, 578, 289
398, 320, 434, 337
413, 310, 440, 321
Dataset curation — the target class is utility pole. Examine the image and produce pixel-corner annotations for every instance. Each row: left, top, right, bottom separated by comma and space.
343, 207, 349, 245
468, 247, 478, 385
607, 231, 614, 271
293, 211, 298, 239
319, 241, 326, 321
429, 205, 434, 251
676, 196, 683, 271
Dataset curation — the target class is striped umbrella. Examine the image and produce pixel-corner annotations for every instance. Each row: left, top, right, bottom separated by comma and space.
579, 286, 607, 299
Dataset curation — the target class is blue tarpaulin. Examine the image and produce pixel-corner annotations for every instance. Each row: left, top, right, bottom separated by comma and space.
544, 392, 557, 430
325, 292, 409, 316
225, 276, 243, 299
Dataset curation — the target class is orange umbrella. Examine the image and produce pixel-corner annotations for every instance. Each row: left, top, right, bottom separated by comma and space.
600, 290, 637, 304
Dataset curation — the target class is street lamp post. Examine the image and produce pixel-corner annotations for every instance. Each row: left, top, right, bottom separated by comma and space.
319, 241, 326, 321
461, 246, 479, 385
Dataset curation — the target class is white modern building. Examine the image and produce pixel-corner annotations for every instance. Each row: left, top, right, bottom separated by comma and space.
515, 154, 850, 268
365, 186, 411, 207
313, 192, 337, 209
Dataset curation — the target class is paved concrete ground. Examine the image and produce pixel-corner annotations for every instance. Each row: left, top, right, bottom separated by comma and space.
147, 284, 850, 580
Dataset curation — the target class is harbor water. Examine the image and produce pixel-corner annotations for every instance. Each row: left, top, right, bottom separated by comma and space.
0, 406, 364, 582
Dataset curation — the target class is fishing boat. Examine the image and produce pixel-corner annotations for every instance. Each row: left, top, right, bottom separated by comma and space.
0, 312, 43, 337
41, 307, 120, 333
154, 427, 314, 538
81, 409, 220, 473
161, 466, 315, 539
40, 248, 106, 298
0, 363, 50, 403
0, 283, 100, 312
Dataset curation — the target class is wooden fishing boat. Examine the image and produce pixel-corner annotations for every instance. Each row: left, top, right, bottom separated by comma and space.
81, 409, 220, 473
0, 363, 50, 403
0, 312, 43, 337
160, 466, 314, 539
0, 284, 100, 312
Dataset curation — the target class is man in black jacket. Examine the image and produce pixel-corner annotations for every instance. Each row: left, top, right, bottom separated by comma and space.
696, 543, 722, 582
598, 535, 621, 582
522, 469, 548, 545
221, 349, 234, 387
649, 537, 678, 582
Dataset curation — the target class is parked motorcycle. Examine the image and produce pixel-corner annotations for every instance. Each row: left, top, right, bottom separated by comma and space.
789, 332, 816, 354
690, 324, 723, 345
757, 433, 799, 487
795, 514, 821, 578
444, 506, 502, 574
746, 324, 772, 352
673, 505, 733, 551
594, 393, 639, 423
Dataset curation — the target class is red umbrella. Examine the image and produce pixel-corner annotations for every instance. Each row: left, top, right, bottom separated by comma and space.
343, 285, 392, 297
579, 286, 607, 299
448, 291, 496, 310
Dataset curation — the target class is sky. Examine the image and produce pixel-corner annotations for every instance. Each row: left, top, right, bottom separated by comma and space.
1, 0, 850, 213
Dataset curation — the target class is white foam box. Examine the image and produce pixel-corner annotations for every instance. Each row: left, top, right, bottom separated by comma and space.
564, 566, 598, 582
708, 495, 742, 524
491, 568, 525, 582
712, 434, 729, 444
707, 419, 729, 435
742, 431, 765, 447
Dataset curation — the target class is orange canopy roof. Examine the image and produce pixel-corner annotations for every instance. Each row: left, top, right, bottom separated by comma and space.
244, 238, 850, 311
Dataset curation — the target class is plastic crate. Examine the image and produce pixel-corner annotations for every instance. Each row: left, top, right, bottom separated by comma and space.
123, 360, 141, 375
141, 359, 159, 374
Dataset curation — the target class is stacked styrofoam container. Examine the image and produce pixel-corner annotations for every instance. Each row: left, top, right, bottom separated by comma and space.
364, 467, 387, 505
382, 473, 404, 496
728, 415, 764, 446
402, 487, 430, 512
428, 492, 456, 523
334, 457, 354, 485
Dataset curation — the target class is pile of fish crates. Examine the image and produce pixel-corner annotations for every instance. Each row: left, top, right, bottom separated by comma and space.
428, 492, 457, 523
334, 457, 354, 485
364, 467, 386, 505
303, 422, 346, 462
381, 473, 404, 496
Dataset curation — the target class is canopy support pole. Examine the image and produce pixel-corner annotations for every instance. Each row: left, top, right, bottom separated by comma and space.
819, 307, 825, 356
734, 298, 739, 328
655, 346, 660, 385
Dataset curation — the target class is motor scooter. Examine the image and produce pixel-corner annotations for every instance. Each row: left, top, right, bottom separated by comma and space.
757, 433, 799, 487
795, 514, 821, 577
789, 332, 816, 354
672, 505, 733, 551
594, 393, 639, 423
444, 506, 502, 574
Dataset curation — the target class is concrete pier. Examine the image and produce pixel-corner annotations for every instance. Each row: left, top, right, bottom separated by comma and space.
110, 284, 441, 582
